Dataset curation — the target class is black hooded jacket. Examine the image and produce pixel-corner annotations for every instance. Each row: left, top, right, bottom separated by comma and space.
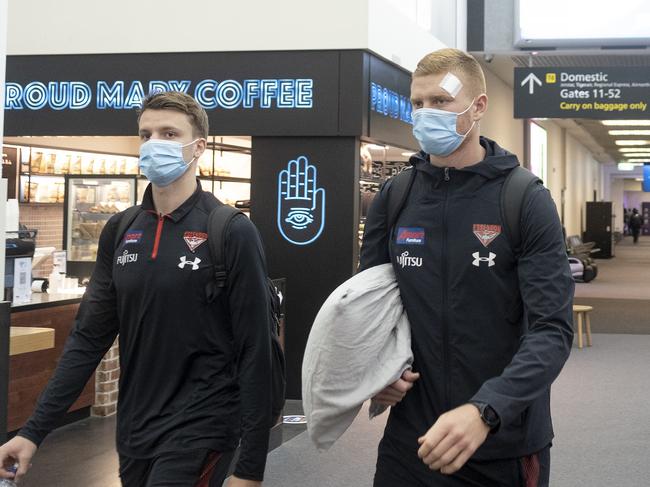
360, 137, 574, 460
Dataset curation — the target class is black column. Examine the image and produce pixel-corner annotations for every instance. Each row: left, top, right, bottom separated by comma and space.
251, 136, 359, 399
0, 301, 10, 443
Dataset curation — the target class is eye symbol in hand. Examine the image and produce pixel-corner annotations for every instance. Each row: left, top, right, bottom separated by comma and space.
285, 209, 314, 230
277, 155, 326, 246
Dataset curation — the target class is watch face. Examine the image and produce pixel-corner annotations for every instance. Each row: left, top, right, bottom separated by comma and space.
483, 405, 500, 427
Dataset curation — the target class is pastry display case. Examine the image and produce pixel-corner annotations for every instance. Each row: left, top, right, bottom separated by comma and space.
63, 176, 138, 276
196, 137, 252, 214
18, 145, 139, 204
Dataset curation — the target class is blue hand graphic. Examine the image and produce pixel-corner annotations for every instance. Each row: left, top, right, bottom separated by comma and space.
277, 156, 326, 245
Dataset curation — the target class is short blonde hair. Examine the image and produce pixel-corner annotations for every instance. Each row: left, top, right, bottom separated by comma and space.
413, 48, 486, 98
139, 91, 209, 139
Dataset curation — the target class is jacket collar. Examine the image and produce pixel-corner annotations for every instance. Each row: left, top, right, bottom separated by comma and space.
140, 179, 203, 222
409, 136, 521, 181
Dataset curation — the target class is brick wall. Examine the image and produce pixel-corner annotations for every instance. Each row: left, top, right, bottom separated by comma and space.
92, 340, 120, 417
18, 203, 64, 278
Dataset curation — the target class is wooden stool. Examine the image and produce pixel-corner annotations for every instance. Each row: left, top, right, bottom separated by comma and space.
572, 305, 593, 349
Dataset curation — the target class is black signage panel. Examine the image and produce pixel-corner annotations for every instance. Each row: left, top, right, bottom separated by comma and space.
4, 51, 341, 136
367, 55, 417, 149
515, 67, 650, 119
251, 136, 358, 398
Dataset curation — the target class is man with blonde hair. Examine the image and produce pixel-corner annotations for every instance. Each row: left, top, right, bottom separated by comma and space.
0, 91, 273, 487
361, 48, 573, 486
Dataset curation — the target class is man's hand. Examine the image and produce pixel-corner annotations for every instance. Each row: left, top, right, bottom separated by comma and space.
372, 370, 420, 407
417, 403, 490, 475
0, 435, 38, 481
226, 475, 262, 487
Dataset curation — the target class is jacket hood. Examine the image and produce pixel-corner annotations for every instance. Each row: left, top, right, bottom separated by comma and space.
409, 136, 520, 180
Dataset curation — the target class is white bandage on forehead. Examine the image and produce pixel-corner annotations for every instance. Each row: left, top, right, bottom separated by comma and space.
439, 72, 463, 98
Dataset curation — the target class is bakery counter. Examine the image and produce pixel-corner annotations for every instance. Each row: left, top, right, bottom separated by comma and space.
10, 327, 55, 356
2, 294, 94, 438
10, 291, 83, 311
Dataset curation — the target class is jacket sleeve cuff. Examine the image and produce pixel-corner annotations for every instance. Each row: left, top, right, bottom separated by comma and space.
470, 388, 516, 429
16, 430, 45, 448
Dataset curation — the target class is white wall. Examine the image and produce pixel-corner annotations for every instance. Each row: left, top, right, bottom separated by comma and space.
8, 0, 369, 55
536, 120, 564, 207
0, 0, 6, 150
564, 133, 600, 236
7, 0, 467, 74
368, 0, 463, 70
479, 66, 524, 161
1, 0, 9, 292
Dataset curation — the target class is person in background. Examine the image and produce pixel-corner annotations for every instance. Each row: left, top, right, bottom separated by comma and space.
0, 91, 273, 487
629, 208, 642, 244
360, 48, 574, 487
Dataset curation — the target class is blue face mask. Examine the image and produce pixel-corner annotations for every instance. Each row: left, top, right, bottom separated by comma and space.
139, 139, 199, 187
412, 99, 475, 157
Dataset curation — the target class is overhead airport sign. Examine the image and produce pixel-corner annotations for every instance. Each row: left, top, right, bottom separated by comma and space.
514, 67, 650, 119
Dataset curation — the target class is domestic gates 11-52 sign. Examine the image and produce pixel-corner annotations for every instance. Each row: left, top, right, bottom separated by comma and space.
514, 67, 650, 119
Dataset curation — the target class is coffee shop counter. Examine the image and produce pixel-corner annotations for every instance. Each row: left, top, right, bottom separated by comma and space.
8, 292, 94, 433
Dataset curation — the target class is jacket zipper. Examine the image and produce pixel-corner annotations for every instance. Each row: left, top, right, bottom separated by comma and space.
151, 214, 165, 260
442, 167, 451, 411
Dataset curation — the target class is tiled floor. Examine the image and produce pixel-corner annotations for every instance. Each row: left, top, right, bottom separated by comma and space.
18, 400, 306, 487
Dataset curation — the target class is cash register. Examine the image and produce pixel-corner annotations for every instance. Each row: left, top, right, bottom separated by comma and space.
4, 229, 37, 302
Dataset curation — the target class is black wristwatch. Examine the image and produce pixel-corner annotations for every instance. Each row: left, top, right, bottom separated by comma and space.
470, 402, 501, 431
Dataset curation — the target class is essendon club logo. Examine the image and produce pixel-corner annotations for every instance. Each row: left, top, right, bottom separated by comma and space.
473, 224, 501, 248
183, 231, 208, 253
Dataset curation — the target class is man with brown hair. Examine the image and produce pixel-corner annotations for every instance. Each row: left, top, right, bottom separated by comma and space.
0, 91, 273, 486
360, 48, 573, 486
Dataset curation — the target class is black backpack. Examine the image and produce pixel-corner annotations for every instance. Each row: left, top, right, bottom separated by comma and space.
386, 165, 541, 254
114, 203, 286, 424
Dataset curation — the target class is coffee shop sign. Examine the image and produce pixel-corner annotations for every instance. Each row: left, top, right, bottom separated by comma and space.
3, 78, 314, 111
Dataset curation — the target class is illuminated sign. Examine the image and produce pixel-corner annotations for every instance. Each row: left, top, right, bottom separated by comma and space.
515, 67, 650, 119
644, 164, 650, 192
277, 155, 325, 246
4, 79, 314, 111
370, 81, 413, 125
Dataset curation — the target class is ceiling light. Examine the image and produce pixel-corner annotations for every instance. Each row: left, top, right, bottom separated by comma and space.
618, 163, 636, 170
615, 140, 650, 146
619, 147, 650, 152
609, 130, 650, 136
401, 152, 416, 157
618, 153, 650, 158
636, 178, 644, 182
624, 159, 650, 163
601, 120, 650, 126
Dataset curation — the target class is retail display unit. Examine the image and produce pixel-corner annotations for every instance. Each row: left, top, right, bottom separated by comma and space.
18, 146, 139, 204
63, 175, 138, 276
358, 143, 411, 248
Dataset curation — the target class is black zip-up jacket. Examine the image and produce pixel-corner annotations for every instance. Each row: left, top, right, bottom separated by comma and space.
19, 182, 272, 481
360, 137, 574, 460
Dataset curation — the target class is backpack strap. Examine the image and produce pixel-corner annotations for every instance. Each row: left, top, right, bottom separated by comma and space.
207, 204, 244, 289
501, 166, 542, 255
386, 166, 417, 233
114, 205, 143, 250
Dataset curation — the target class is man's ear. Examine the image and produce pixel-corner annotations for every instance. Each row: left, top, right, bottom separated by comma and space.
194, 137, 207, 159
473, 93, 488, 121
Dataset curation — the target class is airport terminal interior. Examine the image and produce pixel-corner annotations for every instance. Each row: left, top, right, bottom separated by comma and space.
1, 1, 650, 486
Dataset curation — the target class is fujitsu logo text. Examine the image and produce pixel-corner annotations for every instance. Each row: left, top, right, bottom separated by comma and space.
117, 250, 138, 266
397, 251, 423, 268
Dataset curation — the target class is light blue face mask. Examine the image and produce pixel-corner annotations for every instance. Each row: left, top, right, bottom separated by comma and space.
412, 99, 475, 157
138, 139, 199, 187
